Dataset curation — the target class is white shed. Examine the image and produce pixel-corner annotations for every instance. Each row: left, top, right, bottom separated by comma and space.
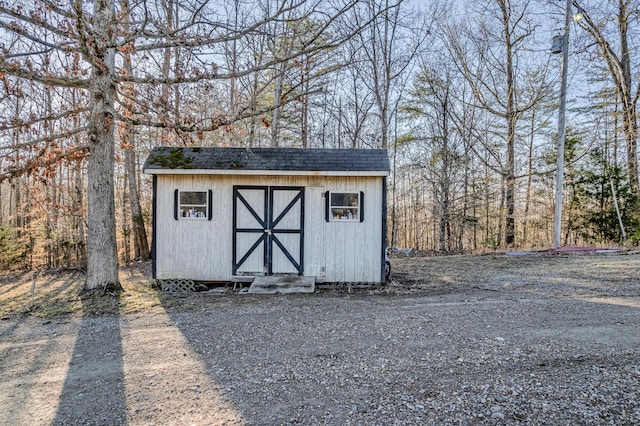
143, 147, 390, 284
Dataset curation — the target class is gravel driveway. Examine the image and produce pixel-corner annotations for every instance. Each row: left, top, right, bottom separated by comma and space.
1, 253, 640, 425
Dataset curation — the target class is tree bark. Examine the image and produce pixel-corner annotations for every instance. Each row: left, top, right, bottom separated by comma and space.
85, 0, 121, 292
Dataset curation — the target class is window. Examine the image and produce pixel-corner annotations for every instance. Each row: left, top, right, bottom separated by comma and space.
329, 192, 361, 221
177, 190, 208, 219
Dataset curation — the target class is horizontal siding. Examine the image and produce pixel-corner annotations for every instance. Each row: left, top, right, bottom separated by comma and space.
154, 175, 383, 282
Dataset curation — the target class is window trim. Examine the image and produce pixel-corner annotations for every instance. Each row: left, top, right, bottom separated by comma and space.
174, 189, 212, 221
327, 191, 362, 222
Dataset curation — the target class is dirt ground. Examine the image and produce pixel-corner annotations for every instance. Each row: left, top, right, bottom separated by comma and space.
1, 251, 640, 425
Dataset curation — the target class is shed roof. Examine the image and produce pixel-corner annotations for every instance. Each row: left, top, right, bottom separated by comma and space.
143, 147, 390, 176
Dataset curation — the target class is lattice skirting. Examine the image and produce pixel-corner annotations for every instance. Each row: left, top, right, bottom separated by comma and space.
157, 279, 195, 292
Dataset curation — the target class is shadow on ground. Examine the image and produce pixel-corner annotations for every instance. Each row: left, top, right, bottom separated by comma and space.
52, 294, 127, 425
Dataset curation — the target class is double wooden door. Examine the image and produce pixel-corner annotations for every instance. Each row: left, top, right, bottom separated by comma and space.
232, 186, 304, 275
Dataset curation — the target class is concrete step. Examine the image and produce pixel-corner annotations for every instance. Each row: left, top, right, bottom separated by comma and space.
248, 275, 315, 294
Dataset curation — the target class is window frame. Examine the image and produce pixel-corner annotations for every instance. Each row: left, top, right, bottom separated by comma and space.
328, 191, 361, 222
175, 190, 211, 220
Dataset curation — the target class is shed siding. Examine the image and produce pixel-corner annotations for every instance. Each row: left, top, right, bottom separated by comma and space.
155, 175, 232, 281
154, 174, 383, 282
323, 177, 383, 282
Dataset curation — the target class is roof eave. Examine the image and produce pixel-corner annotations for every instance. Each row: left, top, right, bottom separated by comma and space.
143, 168, 390, 177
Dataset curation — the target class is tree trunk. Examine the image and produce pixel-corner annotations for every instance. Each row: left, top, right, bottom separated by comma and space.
617, 2, 639, 195
271, 63, 284, 147
85, 0, 121, 293
623, 111, 639, 194
160, 0, 174, 145
439, 94, 451, 253
484, 155, 490, 248
248, 70, 260, 148
501, 0, 516, 247
72, 90, 86, 268
577, 2, 639, 198
497, 176, 505, 248
125, 147, 150, 260
438, 187, 446, 252
523, 110, 535, 242
391, 119, 398, 248
300, 57, 310, 148
120, 0, 151, 261
73, 166, 86, 268
122, 166, 131, 265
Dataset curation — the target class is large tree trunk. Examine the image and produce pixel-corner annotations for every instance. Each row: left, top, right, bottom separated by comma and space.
86, 119, 120, 291
85, 0, 121, 293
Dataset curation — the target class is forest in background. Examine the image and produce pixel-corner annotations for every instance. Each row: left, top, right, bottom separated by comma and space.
1, 0, 639, 276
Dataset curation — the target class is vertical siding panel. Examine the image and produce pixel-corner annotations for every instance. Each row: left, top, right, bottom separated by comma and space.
154, 173, 384, 283
348, 177, 361, 281
350, 178, 368, 282
304, 186, 325, 279
211, 177, 231, 278
324, 183, 339, 281
364, 179, 382, 281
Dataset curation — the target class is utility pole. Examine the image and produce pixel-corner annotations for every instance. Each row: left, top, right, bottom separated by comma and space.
553, 0, 572, 248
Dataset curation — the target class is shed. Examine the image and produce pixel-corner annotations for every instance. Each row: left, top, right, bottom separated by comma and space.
143, 147, 390, 285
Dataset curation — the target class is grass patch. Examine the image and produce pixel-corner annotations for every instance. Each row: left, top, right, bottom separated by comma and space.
0, 263, 163, 319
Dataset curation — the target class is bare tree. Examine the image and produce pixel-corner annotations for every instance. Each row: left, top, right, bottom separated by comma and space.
119, 0, 150, 261
356, 0, 425, 149
444, 0, 549, 247
573, 0, 640, 196
404, 66, 465, 252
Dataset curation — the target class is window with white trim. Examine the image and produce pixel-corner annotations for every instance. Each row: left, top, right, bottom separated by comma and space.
329, 192, 360, 221
178, 191, 208, 219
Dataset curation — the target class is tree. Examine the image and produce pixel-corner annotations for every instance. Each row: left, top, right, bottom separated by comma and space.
573, 0, 640, 197
573, 146, 638, 243
404, 66, 465, 252
119, 0, 149, 261
444, 0, 549, 247
356, 0, 425, 149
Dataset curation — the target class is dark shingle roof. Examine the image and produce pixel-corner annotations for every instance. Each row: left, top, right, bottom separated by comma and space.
144, 147, 390, 174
